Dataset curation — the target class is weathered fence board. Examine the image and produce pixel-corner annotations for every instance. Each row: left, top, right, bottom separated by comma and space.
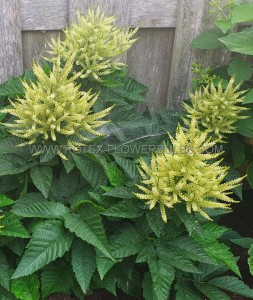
127, 28, 175, 111
0, 0, 230, 109
21, 0, 69, 30
0, 0, 23, 83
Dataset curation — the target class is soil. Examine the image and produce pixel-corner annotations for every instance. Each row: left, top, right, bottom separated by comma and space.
47, 191, 253, 300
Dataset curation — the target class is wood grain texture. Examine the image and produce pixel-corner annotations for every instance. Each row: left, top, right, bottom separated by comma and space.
69, 0, 130, 27
22, 31, 62, 69
130, 0, 177, 28
19, 0, 178, 30
127, 28, 175, 112
167, 0, 230, 110
0, 0, 23, 83
20, 0, 68, 30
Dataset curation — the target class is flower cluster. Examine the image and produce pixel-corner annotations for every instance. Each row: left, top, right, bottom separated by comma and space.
134, 120, 243, 222
48, 7, 138, 80
183, 77, 248, 141
2, 55, 113, 159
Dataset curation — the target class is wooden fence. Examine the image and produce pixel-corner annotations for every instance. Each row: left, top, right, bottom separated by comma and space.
0, 0, 228, 110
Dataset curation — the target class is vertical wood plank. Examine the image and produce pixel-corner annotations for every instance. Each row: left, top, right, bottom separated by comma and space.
127, 28, 175, 112
167, 0, 230, 110
69, 0, 131, 27
22, 31, 63, 69
0, 0, 23, 83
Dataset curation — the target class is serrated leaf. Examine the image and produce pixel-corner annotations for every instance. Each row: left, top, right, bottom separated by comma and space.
105, 163, 126, 187
209, 276, 253, 298
0, 250, 12, 291
41, 263, 73, 299
12, 196, 69, 219
0, 154, 36, 176
169, 236, 215, 264
0, 194, 14, 207
113, 155, 139, 180
72, 240, 96, 293
146, 208, 165, 237
11, 274, 40, 300
215, 18, 232, 34
175, 281, 202, 300
111, 227, 146, 259
231, 237, 253, 249
30, 166, 53, 198
175, 206, 202, 236
102, 199, 143, 219
191, 28, 225, 49
158, 246, 201, 274
148, 259, 175, 300
248, 244, 253, 275
64, 204, 112, 259
103, 186, 134, 198
12, 220, 73, 279
194, 282, 230, 300
96, 250, 117, 280
142, 272, 154, 300
0, 77, 24, 98
72, 153, 108, 190
0, 212, 30, 238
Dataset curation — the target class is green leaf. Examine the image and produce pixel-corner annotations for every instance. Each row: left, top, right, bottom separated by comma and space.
142, 272, 154, 300
30, 166, 53, 198
145, 208, 165, 237
0, 212, 30, 238
228, 58, 253, 83
41, 263, 73, 299
71, 240, 96, 293
0, 77, 24, 98
148, 259, 175, 300
105, 163, 126, 187
111, 227, 146, 259
72, 153, 108, 189
175, 205, 202, 236
245, 89, 253, 104
12, 195, 69, 219
158, 246, 201, 274
209, 276, 253, 298
248, 243, 253, 275
247, 162, 253, 189
0, 194, 14, 207
219, 31, 253, 55
215, 18, 233, 34
12, 220, 73, 279
113, 155, 139, 180
236, 112, 253, 137
11, 274, 40, 300
102, 199, 143, 219
191, 28, 225, 49
64, 204, 112, 259
104, 186, 134, 198
194, 282, 230, 300
0, 154, 36, 176
231, 138, 245, 168
175, 281, 202, 300
0, 250, 12, 291
169, 236, 215, 264
231, 5, 253, 24
96, 250, 117, 280
0, 285, 16, 300
231, 237, 253, 249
